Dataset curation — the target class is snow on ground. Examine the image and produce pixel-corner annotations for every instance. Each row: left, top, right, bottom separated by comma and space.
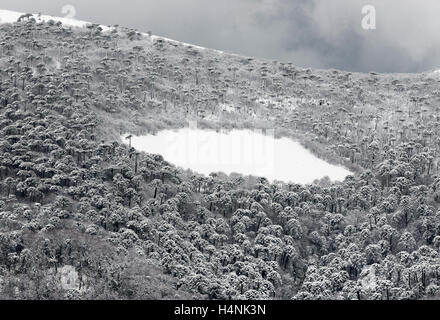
0, 9, 25, 24
0, 9, 111, 31
360, 265, 378, 292
149, 34, 225, 55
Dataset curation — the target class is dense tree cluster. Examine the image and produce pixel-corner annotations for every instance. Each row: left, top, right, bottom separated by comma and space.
0, 16, 439, 300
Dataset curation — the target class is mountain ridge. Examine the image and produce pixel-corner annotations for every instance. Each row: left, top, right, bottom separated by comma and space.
2, 8, 438, 76
0, 8, 440, 300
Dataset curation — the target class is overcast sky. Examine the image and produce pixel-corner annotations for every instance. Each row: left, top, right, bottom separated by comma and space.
2, 0, 440, 73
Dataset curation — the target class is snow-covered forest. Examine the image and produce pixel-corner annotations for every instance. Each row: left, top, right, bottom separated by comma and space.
1, 10, 440, 300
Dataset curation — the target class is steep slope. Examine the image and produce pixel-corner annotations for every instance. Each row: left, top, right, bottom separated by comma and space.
0, 10, 440, 300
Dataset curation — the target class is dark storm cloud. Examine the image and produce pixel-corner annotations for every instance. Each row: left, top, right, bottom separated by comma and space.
270, 0, 440, 73
2, 0, 440, 72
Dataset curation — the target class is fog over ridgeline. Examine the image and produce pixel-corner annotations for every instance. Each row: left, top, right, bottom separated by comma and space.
2, 0, 440, 73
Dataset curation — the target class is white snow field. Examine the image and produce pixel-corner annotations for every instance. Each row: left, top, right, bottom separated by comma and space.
126, 128, 352, 184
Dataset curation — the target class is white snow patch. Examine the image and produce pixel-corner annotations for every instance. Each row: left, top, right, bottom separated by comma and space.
360, 265, 377, 292
149, 34, 225, 55
48, 265, 88, 292
54, 60, 61, 70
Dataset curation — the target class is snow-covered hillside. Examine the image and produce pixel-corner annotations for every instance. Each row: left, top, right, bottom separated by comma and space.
0, 9, 225, 54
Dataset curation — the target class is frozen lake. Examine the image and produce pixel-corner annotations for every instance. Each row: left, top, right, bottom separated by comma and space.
125, 128, 352, 184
